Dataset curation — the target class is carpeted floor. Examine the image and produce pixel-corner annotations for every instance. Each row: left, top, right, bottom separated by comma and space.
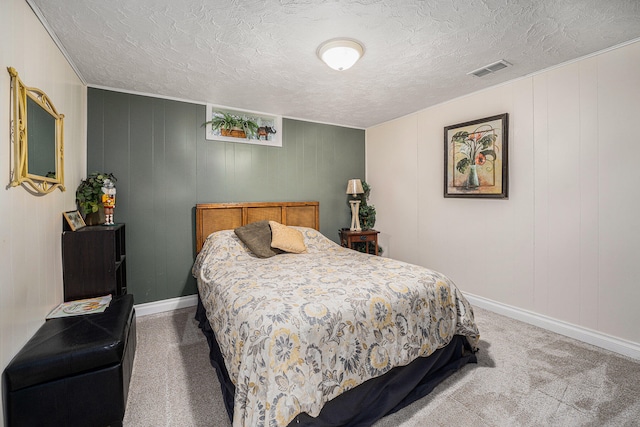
123, 306, 640, 426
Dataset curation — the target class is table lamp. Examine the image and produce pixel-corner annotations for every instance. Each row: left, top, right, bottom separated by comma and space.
346, 179, 364, 231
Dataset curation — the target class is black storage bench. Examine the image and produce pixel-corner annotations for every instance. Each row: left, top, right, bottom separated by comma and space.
3, 294, 136, 427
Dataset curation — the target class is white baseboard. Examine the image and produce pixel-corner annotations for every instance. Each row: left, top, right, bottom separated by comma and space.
463, 292, 640, 361
133, 292, 640, 360
134, 294, 198, 317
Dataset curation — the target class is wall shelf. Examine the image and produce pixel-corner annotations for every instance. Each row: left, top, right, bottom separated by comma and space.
205, 103, 282, 147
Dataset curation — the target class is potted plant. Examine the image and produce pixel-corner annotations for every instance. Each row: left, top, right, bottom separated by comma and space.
356, 181, 376, 230
238, 116, 259, 138
205, 111, 238, 137
204, 112, 259, 139
76, 172, 117, 225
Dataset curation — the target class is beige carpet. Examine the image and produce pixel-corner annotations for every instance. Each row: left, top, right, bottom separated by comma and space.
123, 306, 640, 427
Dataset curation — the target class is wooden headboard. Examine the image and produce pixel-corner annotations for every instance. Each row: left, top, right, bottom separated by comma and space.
195, 201, 320, 253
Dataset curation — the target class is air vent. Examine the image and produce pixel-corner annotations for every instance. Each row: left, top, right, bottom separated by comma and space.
468, 60, 511, 77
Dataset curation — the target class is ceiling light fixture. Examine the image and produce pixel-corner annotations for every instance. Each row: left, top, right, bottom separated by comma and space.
317, 39, 364, 71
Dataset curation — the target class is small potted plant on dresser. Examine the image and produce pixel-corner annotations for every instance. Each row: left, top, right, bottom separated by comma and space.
76, 172, 117, 225
357, 181, 376, 231
356, 181, 382, 255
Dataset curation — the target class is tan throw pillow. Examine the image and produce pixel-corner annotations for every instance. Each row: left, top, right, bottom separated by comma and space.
234, 221, 281, 258
269, 221, 307, 253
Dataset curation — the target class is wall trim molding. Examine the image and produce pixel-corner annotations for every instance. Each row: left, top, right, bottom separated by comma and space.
134, 294, 198, 317
463, 292, 640, 360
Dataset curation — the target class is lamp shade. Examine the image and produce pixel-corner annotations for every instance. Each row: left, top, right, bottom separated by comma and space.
318, 39, 364, 71
346, 179, 364, 195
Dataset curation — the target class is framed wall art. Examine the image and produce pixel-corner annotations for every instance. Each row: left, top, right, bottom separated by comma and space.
204, 104, 282, 147
444, 113, 508, 199
63, 210, 86, 231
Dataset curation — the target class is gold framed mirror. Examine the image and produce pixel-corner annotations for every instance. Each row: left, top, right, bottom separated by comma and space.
8, 67, 65, 194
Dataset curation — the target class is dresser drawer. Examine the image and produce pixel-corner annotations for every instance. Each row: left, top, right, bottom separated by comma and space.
356, 233, 377, 242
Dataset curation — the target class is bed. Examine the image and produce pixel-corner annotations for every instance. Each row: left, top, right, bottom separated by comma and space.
192, 201, 479, 427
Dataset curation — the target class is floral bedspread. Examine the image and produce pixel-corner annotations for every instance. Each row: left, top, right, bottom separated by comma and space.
192, 228, 479, 427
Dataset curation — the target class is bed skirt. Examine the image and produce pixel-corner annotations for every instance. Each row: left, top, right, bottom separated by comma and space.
195, 297, 477, 426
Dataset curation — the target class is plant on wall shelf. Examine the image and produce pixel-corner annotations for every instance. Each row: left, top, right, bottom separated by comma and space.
204, 111, 238, 136
238, 116, 259, 138
76, 172, 117, 224
204, 111, 258, 139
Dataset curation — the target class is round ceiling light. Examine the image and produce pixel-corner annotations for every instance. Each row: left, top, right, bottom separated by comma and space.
317, 39, 365, 71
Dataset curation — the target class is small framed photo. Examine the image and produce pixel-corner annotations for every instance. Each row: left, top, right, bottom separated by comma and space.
444, 113, 509, 199
63, 210, 86, 231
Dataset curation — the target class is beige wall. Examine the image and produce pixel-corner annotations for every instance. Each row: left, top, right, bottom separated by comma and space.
0, 0, 86, 416
367, 40, 640, 349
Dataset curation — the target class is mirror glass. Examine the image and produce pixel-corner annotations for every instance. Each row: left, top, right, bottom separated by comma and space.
26, 95, 57, 178
8, 67, 65, 194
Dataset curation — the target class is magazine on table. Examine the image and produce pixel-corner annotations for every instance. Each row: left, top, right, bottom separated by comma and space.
46, 294, 112, 319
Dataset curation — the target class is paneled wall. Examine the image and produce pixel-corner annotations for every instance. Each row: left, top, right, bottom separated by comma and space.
87, 88, 365, 304
367, 40, 640, 346
0, 0, 87, 420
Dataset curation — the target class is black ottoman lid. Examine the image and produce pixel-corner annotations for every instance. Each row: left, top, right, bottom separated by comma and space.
4, 294, 134, 392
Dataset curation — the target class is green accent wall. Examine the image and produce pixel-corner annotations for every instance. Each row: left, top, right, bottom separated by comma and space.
87, 88, 365, 304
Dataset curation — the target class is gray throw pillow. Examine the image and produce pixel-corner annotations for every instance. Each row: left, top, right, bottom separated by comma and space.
234, 221, 281, 258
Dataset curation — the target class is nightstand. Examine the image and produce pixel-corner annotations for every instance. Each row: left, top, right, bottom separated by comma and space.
339, 228, 380, 255
62, 224, 127, 301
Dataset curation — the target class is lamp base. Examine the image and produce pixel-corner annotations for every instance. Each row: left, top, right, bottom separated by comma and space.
349, 200, 361, 231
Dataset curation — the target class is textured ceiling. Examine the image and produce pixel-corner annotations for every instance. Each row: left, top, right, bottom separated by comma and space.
29, 0, 640, 128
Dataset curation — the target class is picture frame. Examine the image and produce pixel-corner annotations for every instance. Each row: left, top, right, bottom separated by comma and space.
444, 113, 508, 199
63, 210, 86, 231
205, 104, 282, 147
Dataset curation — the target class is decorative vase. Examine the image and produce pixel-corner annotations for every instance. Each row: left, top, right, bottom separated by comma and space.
467, 165, 479, 189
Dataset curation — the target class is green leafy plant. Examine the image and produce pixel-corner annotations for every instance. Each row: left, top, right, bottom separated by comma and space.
353, 181, 383, 255
204, 111, 259, 138
238, 116, 259, 137
204, 111, 238, 133
355, 181, 376, 231
76, 172, 117, 216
